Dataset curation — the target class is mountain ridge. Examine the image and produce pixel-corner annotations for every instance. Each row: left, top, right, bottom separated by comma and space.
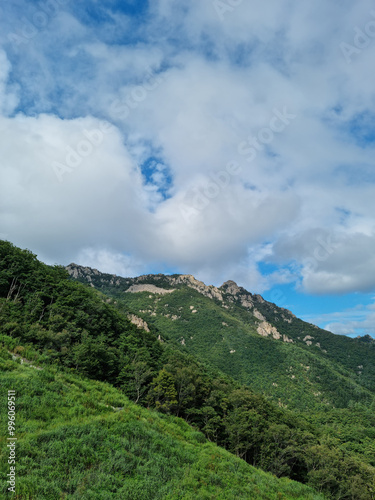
66, 262, 375, 413
66, 264, 298, 336
65, 262, 371, 346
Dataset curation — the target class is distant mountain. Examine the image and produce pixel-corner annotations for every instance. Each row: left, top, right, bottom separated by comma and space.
67, 263, 375, 412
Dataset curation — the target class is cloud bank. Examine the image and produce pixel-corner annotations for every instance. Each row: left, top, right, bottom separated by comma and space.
0, 0, 375, 312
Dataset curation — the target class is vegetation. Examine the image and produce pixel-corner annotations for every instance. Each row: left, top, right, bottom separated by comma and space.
0, 357, 325, 499
116, 286, 375, 411
244, 293, 375, 394
1, 240, 375, 498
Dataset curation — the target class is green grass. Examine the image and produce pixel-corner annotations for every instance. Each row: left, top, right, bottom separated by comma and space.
0, 361, 325, 499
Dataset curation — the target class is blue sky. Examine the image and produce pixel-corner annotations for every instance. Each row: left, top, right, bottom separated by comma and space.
0, 0, 375, 337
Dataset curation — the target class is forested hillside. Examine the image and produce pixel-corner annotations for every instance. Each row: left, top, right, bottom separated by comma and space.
67, 263, 375, 412
1, 241, 375, 499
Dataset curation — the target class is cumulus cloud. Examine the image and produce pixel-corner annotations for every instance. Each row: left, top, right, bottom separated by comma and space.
0, 0, 375, 303
0, 113, 150, 264
300, 233, 375, 295
75, 248, 147, 278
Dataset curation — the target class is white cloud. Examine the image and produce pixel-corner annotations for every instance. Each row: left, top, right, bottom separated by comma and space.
0, 0, 375, 301
304, 302, 375, 337
0, 113, 152, 264
75, 248, 146, 278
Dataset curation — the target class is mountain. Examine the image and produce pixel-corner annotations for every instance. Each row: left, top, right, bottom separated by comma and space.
66, 264, 375, 412
0, 347, 324, 499
1, 241, 375, 499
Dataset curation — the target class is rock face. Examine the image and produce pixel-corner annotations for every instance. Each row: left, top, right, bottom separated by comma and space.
220, 280, 242, 296
257, 321, 281, 340
168, 275, 224, 302
303, 335, 314, 346
127, 314, 150, 332
66, 264, 99, 286
255, 321, 293, 343
220, 280, 254, 309
66, 263, 102, 279
66, 263, 121, 287
253, 309, 266, 321
283, 335, 294, 344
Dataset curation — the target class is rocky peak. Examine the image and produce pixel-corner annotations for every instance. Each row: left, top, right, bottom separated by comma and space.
253, 294, 265, 304
220, 280, 254, 309
66, 263, 104, 279
220, 280, 242, 295
356, 334, 374, 343
168, 274, 223, 302
65, 263, 122, 288
134, 274, 166, 282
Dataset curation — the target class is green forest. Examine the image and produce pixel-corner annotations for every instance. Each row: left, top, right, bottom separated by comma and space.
1, 240, 375, 499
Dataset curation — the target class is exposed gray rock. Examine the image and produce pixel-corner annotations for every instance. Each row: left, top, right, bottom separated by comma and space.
253, 309, 266, 321
257, 321, 281, 340
126, 284, 176, 295
169, 275, 223, 301
127, 314, 150, 332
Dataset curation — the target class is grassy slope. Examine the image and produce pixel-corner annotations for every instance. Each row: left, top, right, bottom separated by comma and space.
0, 358, 325, 500
118, 288, 375, 411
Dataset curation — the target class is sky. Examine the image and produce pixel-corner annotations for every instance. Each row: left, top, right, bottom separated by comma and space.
0, 0, 375, 337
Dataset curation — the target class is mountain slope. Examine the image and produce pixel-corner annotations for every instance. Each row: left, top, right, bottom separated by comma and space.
1, 353, 326, 499
66, 264, 375, 412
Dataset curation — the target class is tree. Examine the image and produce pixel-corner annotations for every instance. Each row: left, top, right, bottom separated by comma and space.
119, 359, 153, 404
148, 369, 178, 414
